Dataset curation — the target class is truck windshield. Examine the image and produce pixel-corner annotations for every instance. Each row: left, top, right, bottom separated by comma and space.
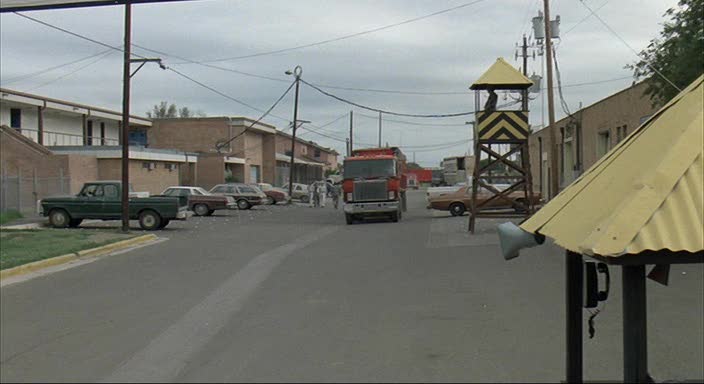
344, 159, 396, 179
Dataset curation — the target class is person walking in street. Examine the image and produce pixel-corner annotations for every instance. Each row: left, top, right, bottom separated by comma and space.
308, 182, 316, 207
330, 182, 341, 209
318, 180, 326, 208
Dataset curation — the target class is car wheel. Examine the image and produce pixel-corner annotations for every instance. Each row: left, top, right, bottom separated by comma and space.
449, 202, 466, 216
138, 210, 162, 231
301, 195, 309, 203
345, 213, 354, 225
266, 196, 275, 205
206, 210, 215, 216
193, 203, 209, 216
513, 198, 528, 213
236, 199, 251, 210
390, 212, 399, 222
49, 209, 71, 228
68, 218, 83, 228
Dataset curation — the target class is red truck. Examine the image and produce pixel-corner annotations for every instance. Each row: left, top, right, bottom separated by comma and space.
342, 147, 407, 224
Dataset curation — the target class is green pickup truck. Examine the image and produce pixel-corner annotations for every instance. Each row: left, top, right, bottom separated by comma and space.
40, 181, 190, 230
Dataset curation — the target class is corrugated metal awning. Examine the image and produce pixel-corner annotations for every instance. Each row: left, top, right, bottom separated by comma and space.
521, 75, 704, 258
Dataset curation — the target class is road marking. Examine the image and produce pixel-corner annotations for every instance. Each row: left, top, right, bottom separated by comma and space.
103, 226, 339, 383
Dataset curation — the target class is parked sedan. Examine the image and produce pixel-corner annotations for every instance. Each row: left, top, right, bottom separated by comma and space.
254, 183, 291, 205
160, 186, 236, 216
427, 186, 542, 216
209, 183, 267, 210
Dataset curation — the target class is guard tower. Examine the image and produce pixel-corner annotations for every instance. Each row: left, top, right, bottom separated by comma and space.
468, 58, 535, 233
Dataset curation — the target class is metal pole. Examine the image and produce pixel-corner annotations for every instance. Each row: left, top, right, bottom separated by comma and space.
622, 265, 648, 383
543, 0, 558, 200
288, 66, 301, 197
565, 250, 584, 383
349, 111, 354, 154
120, 0, 132, 232
522, 34, 529, 112
378, 111, 382, 147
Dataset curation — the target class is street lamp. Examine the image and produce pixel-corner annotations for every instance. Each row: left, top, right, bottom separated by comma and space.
286, 66, 303, 196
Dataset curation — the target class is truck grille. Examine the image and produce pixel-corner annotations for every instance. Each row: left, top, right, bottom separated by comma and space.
353, 180, 388, 201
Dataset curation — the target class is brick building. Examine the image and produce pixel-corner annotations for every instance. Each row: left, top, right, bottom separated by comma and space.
149, 117, 277, 189
275, 131, 339, 186
528, 81, 659, 199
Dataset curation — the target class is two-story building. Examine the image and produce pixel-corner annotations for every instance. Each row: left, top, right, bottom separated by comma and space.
275, 130, 339, 186
0, 88, 196, 213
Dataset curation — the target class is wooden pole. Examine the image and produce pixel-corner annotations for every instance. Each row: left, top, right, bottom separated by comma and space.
120, 0, 132, 232
565, 250, 584, 383
622, 265, 648, 383
543, 0, 559, 199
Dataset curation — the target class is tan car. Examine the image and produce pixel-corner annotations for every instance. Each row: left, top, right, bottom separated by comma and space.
427, 186, 541, 216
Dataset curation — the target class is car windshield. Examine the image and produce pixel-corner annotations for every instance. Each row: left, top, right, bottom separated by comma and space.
194, 188, 210, 195
344, 159, 395, 179
239, 186, 257, 194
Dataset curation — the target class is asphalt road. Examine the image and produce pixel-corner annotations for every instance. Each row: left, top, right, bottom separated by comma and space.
1, 190, 702, 382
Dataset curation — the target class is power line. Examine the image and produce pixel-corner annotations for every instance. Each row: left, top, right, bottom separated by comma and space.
26, 49, 116, 92
562, 0, 610, 36
177, 0, 487, 64
13, 12, 144, 58
576, 0, 681, 92
301, 79, 475, 118
1, 48, 114, 85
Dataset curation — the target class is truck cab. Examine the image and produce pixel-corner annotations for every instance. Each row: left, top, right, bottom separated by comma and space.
342, 147, 407, 224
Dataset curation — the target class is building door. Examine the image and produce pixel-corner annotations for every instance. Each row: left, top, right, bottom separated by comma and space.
250, 165, 260, 183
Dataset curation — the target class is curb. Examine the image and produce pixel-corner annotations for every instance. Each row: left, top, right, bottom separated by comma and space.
0, 234, 158, 281
1, 222, 46, 230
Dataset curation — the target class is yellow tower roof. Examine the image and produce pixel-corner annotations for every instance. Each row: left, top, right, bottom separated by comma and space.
521, 75, 704, 258
470, 57, 533, 90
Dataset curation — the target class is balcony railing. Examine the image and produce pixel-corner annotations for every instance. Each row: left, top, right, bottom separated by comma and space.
15, 128, 119, 146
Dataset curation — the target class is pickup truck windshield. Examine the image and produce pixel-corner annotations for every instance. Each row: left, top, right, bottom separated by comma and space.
344, 159, 396, 179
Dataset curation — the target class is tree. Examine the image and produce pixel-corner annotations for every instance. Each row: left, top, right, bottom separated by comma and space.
146, 102, 206, 118
629, 0, 704, 105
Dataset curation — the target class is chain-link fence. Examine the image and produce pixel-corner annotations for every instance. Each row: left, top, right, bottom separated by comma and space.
0, 171, 70, 214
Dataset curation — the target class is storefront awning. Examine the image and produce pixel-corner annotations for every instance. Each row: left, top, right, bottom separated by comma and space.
275, 153, 324, 167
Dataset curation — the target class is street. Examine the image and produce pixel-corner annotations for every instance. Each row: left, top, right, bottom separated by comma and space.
1, 190, 702, 382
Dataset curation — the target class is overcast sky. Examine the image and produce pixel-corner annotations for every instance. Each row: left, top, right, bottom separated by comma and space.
0, 0, 677, 166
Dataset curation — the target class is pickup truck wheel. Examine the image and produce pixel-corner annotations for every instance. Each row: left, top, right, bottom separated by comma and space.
139, 210, 162, 231
49, 209, 70, 228
345, 213, 354, 225
236, 199, 251, 210
450, 202, 466, 216
68, 219, 83, 228
193, 203, 209, 216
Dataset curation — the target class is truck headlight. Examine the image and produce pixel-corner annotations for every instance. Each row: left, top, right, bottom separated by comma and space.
346, 192, 352, 201
388, 191, 395, 199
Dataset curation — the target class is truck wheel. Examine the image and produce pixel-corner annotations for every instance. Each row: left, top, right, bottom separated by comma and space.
236, 199, 251, 210
345, 213, 354, 225
49, 209, 71, 228
193, 203, 209, 216
139, 210, 162, 231
390, 212, 399, 222
450, 202, 466, 216
68, 219, 83, 228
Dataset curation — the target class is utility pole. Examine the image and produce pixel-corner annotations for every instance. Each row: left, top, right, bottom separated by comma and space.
544, 0, 558, 200
120, 0, 132, 233
287, 66, 302, 197
378, 111, 382, 147
521, 34, 529, 112
349, 110, 354, 154
346, 138, 350, 157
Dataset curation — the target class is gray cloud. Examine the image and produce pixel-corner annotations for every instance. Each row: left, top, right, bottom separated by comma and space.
0, 0, 677, 165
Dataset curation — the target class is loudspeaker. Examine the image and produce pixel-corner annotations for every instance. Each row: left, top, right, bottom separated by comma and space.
497, 222, 546, 260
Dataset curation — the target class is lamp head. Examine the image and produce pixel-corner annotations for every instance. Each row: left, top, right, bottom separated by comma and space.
497, 222, 545, 260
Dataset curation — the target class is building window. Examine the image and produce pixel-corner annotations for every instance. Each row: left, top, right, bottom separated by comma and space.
86, 120, 94, 145
301, 146, 307, 155
597, 130, 611, 157
314, 148, 321, 158
10, 108, 21, 130
142, 162, 156, 171
285, 150, 292, 156
164, 163, 178, 172
100, 122, 106, 145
